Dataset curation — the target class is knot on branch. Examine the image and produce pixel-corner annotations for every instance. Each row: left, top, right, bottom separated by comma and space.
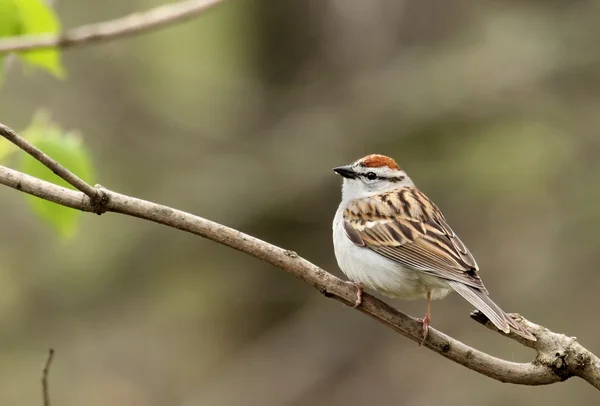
90, 184, 110, 215
284, 250, 298, 258
535, 336, 589, 382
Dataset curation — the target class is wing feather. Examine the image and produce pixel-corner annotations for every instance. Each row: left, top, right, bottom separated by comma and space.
343, 187, 486, 292
342, 187, 537, 340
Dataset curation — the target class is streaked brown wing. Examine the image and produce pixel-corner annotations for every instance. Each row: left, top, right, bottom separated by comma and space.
343, 187, 487, 292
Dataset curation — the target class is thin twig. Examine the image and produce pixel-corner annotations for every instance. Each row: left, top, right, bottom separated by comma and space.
0, 157, 599, 388
42, 349, 55, 406
0, 123, 98, 199
0, 0, 225, 54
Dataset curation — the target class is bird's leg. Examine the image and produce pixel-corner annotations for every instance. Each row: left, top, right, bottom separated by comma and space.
346, 281, 364, 308
418, 290, 431, 346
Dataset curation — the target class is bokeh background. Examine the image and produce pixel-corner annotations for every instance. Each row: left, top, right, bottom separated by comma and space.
1, 0, 600, 404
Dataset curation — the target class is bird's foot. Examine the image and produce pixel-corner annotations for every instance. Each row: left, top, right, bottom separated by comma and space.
346, 281, 364, 308
417, 314, 430, 346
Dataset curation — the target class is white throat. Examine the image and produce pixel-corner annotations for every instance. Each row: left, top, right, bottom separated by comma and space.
340, 176, 414, 203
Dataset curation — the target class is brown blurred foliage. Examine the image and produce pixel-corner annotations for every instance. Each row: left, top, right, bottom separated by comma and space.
1, 0, 600, 405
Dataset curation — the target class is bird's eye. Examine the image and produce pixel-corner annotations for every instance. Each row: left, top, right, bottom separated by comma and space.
366, 172, 377, 180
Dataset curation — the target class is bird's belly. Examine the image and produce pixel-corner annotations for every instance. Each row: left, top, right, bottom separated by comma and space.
333, 224, 451, 300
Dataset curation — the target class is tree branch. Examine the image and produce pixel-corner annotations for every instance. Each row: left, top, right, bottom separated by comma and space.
0, 123, 109, 213
41, 349, 54, 406
0, 122, 597, 389
0, 123, 96, 198
0, 0, 225, 55
470, 310, 600, 389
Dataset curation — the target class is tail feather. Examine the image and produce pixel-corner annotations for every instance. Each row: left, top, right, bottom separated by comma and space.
448, 282, 536, 341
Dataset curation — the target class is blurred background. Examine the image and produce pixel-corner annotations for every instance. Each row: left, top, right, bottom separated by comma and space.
1, 0, 599, 404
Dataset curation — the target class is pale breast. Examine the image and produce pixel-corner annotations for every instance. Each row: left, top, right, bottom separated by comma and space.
333, 207, 452, 300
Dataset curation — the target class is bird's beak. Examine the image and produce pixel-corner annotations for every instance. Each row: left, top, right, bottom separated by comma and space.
333, 165, 357, 179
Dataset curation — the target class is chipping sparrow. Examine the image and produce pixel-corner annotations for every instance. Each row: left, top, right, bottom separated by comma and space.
332, 154, 535, 343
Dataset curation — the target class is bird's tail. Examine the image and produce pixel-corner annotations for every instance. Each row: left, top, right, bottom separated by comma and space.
448, 282, 536, 341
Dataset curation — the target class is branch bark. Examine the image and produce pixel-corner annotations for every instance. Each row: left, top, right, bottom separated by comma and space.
0, 123, 598, 389
0, 0, 224, 54
0, 124, 97, 198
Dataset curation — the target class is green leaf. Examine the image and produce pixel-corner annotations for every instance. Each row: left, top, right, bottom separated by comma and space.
19, 112, 94, 239
0, 0, 20, 38
0, 0, 21, 80
15, 0, 65, 78
0, 0, 65, 78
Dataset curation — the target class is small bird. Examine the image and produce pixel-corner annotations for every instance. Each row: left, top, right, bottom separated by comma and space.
332, 154, 535, 343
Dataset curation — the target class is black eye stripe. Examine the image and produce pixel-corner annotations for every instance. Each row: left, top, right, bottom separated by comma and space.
359, 173, 405, 182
